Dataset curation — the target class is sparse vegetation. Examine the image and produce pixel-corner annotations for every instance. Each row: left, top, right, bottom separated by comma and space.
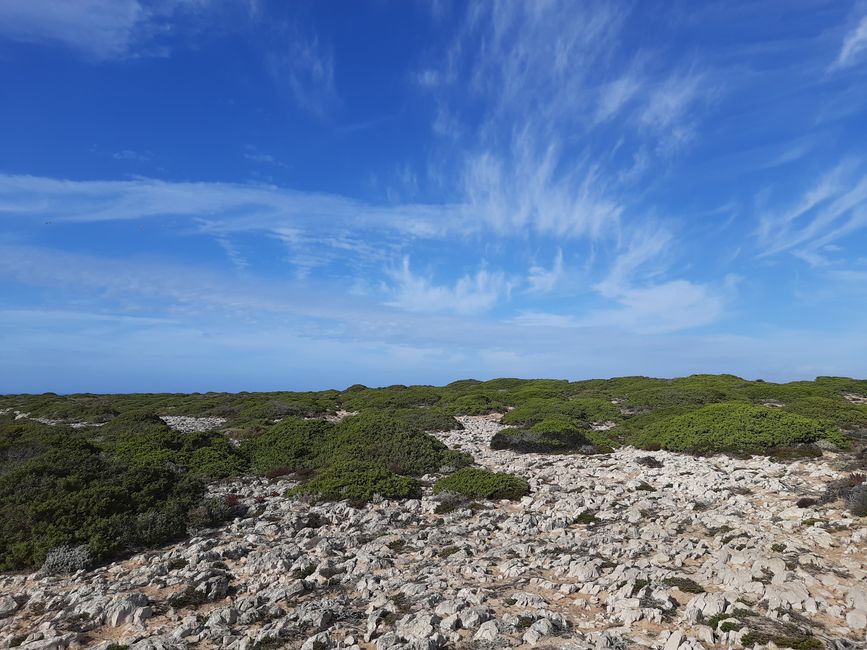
849, 483, 867, 516
663, 576, 705, 593
2, 374, 865, 571
628, 402, 848, 454
433, 467, 529, 500
288, 460, 421, 502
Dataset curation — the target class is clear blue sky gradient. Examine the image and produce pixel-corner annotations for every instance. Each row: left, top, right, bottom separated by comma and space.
1, 1, 866, 392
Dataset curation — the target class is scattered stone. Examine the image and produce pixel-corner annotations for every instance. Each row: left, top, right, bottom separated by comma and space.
2, 414, 865, 649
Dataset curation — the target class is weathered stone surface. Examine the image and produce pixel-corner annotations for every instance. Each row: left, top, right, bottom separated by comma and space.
1, 414, 865, 650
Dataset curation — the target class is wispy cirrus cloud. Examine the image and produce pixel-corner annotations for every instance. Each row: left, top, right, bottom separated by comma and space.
755, 161, 867, 264
385, 257, 510, 315
834, 13, 867, 69
526, 250, 564, 294
0, 0, 237, 60
0, 0, 145, 59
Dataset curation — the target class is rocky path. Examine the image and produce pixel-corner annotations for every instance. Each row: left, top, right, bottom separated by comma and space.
1, 415, 866, 650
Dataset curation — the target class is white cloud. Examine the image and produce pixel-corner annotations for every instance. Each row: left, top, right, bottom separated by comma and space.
594, 226, 672, 298
595, 74, 643, 123
386, 256, 509, 314
583, 280, 727, 334
526, 249, 564, 294
835, 14, 867, 68
0, 0, 144, 59
112, 149, 151, 161
0, 0, 218, 60
462, 139, 624, 239
242, 146, 285, 167
755, 162, 867, 263
282, 29, 337, 116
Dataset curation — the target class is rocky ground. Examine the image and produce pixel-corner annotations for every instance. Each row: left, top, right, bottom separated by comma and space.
1, 415, 866, 650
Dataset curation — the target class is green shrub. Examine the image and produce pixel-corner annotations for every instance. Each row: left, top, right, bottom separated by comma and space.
288, 460, 420, 502
245, 418, 333, 475
491, 426, 593, 454
0, 421, 206, 570
439, 393, 508, 415
321, 413, 471, 475
662, 576, 704, 593
187, 495, 247, 529
501, 398, 618, 427
389, 408, 463, 432
629, 402, 847, 454
433, 468, 529, 500
783, 397, 867, 432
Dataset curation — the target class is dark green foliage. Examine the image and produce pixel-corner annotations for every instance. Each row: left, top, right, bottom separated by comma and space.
501, 398, 619, 427
167, 586, 211, 609
433, 467, 529, 500
389, 408, 463, 433
3, 374, 866, 571
629, 402, 847, 454
0, 420, 205, 570
288, 460, 420, 502
575, 510, 598, 524
187, 495, 247, 529
740, 631, 821, 650
491, 426, 593, 454
783, 397, 867, 432
438, 392, 509, 415
662, 576, 704, 593
246, 418, 333, 475
95, 411, 249, 480
246, 411, 471, 503
321, 412, 471, 476
491, 415, 617, 454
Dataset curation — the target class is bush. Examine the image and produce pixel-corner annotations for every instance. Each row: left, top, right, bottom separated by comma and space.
491, 426, 593, 454
288, 460, 420, 502
245, 418, 333, 475
849, 483, 867, 517
39, 544, 93, 575
433, 468, 529, 500
187, 496, 248, 529
662, 576, 704, 593
322, 413, 472, 476
629, 402, 847, 454
0, 420, 207, 570
438, 393, 509, 415
783, 397, 867, 432
501, 398, 619, 427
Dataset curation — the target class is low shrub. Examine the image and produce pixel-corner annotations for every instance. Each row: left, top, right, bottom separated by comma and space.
39, 545, 93, 575
491, 425, 596, 454
321, 413, 472, 476
167, 585, 210, 609
433, 468, 529, 500
849, 484, 867, 517
629, 402, 847, 454
662, 576, 704, 593
187, 495, 248, 529
0, 421, 207, 570
501, 398, 619, 427
783, 396, 867, 432
287, 460, 421, 502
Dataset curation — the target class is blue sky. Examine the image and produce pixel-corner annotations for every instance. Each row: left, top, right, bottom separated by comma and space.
1, 0, 867, 393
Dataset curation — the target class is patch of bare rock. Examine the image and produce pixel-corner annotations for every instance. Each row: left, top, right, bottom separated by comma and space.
159, 416, 228, 433
1, 415, 866, 650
